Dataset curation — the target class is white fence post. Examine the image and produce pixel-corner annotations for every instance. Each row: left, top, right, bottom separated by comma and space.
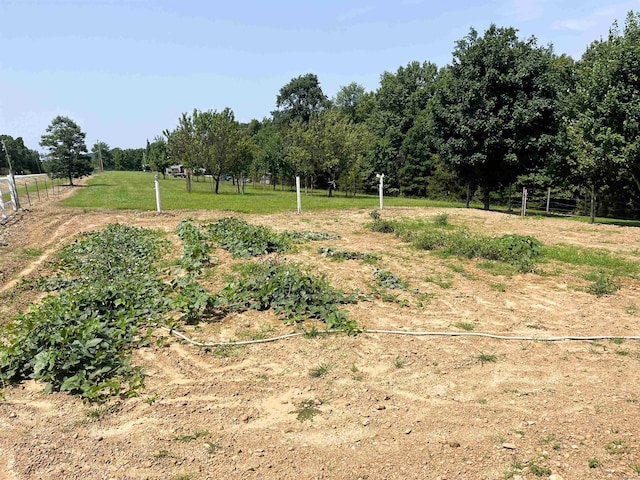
521, 187, 528, 217
0, 176, 18, 219
0, 179, 6, 219
376, 173, 384, 210
154, 175, 162, 213
296, 176, 301, 214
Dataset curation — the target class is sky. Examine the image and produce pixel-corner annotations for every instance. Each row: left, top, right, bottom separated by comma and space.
1, 0, 638, 151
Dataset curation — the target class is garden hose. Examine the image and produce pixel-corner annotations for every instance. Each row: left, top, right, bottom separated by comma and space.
160, 326, 640, 348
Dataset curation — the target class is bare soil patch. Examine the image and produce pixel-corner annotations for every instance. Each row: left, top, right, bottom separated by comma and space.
1, 203, 640, 479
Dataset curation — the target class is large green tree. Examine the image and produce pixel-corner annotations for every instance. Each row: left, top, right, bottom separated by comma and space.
199, 108, 240, 194
333, 82, 368, 123
272, 73, 330, 126
252, 119, 288, 190
431, 25, 558, 209
568, 11, 640, 212
286, 109, 374, 197
366, 61, 439, 195
146, 136, 170, 178
111, 147, 144, 171
40, 116, 92, 185
165, 112, 197, 171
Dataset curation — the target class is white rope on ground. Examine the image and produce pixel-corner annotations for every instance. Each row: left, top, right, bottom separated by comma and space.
160, 326, 640, 348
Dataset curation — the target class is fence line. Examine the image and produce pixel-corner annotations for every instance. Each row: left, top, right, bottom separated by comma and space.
0, 175, 71, 218
507, 186, 639, 220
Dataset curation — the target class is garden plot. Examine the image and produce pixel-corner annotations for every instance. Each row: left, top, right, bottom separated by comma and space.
1, 204, 640, 480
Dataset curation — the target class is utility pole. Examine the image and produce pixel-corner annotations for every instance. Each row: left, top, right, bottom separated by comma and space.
97, 140, 104, 172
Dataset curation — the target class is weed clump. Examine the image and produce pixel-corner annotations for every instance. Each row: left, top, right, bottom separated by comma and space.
207, 217, 291, 257
318, 247, 380, 263
586, 271, 621, 296
176, 219, 213, 273
213, 260, 358, 332
368, 210, 396, 233
414, 228, 541, 273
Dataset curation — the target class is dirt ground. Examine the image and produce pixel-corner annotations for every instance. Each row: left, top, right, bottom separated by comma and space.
1, 194, 640, 480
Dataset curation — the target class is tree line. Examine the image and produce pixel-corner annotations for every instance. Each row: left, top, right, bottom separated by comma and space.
5, 11, 639, 218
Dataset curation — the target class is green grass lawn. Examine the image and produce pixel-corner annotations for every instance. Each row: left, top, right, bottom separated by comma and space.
57, 171, 640, 225
60, 171, 470, 213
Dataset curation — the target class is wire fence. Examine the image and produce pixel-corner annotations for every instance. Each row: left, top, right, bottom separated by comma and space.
0, 174, 71, 216
506, 186, 640, 220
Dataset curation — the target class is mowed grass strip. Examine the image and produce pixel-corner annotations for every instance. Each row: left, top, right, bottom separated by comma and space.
60, 171, 467, 213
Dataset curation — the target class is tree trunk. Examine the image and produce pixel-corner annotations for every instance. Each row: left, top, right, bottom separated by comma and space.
215, 176, 220, 194
68, 173, 74, 186
482, 187, 491, 210
466, 184, 471, 208
589, 185, 596, 224
630, 170, 640, 195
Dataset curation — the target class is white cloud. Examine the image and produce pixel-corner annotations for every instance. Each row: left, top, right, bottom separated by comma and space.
508, 0, 545, 21
553, 2, 640, 32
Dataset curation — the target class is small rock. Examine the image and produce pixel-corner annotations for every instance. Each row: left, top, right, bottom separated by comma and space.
376, 405, 386, 410
9, 413, 17, 418
362, 419, 370, 427
549, 475, 565, 480
448, 441, 461, 448
405, 429, 412, 435
502, 442, 517, 450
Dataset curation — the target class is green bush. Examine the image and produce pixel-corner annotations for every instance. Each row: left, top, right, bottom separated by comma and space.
433, 212, 449, 226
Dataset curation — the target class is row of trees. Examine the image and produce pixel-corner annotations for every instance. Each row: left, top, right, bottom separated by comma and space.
5, 11, 639, 218
143, 12, 639, 217
0, 135, 42, 175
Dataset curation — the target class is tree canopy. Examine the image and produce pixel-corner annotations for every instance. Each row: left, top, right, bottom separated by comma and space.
50, 9, 640, 219
0, 135, 41, 175
272, 73, 330, 126
430, 25, 558, 209
40, 116, 92, 185
568, 11, 640, 199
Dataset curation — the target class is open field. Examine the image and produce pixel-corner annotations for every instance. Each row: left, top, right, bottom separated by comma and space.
60, 171, 482, 212
1, 191, 640, 479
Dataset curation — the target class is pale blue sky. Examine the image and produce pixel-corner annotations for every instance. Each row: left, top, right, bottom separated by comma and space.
1, 0, 637, 151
